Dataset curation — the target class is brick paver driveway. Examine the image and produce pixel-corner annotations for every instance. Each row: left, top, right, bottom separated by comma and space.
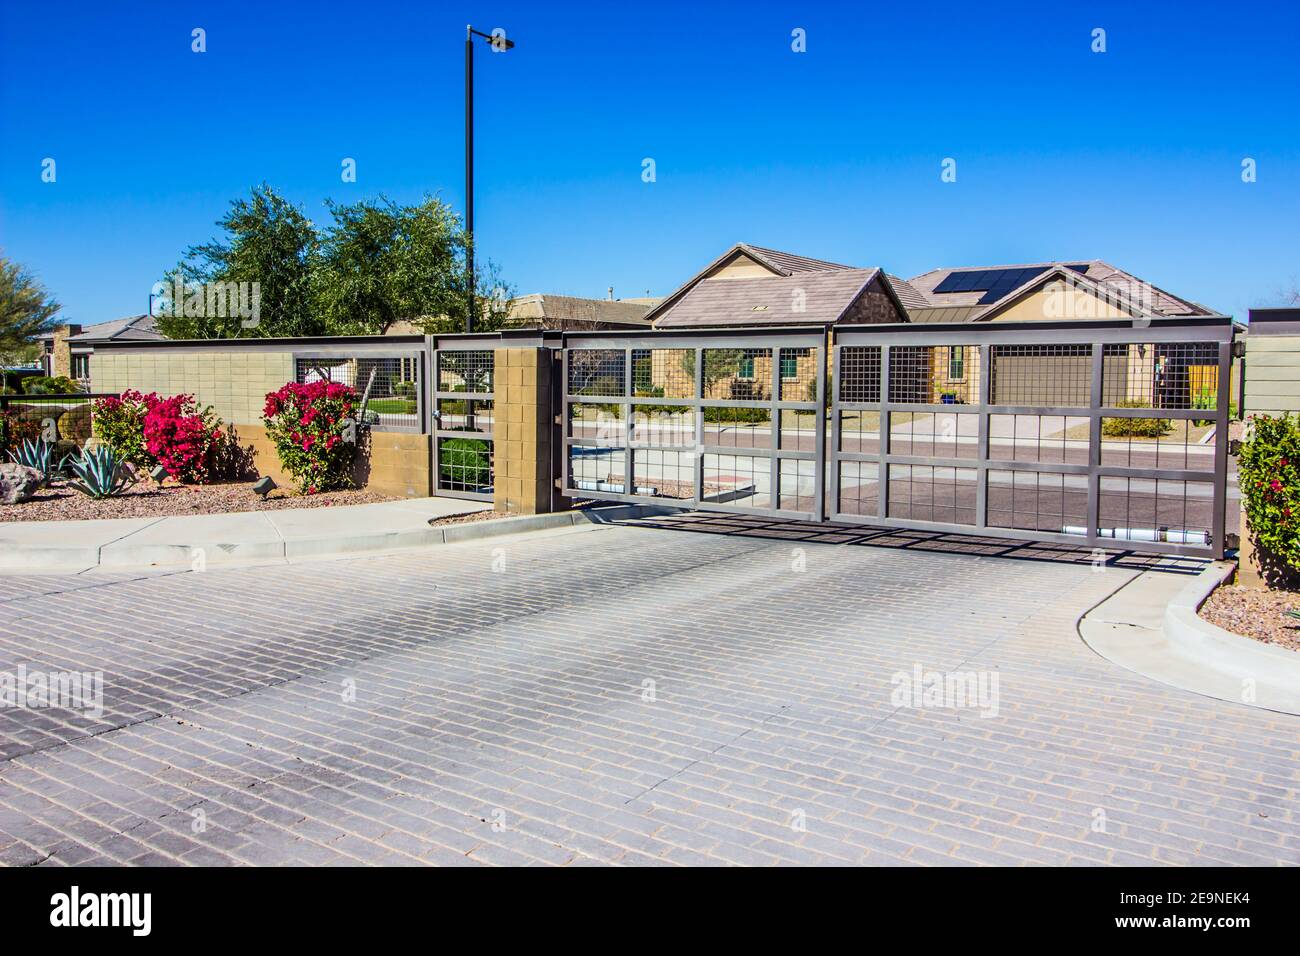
0, 516, 1296, 866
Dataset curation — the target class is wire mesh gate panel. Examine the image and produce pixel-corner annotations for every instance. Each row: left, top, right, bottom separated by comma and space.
832, 318, 1234, 558
432, 339, 496, 501
294, 349, 424, 432
561, 329, 827, 518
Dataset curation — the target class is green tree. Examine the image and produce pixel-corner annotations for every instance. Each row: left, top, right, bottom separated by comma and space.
681, 348, 744, 394
155, 184, 322, 339
0, 256, 61, 392
313, 194, 511, 335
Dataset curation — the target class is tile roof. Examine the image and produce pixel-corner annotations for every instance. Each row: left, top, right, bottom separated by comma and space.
653, 269, 882, 328
510, 294, 656, 327
739, 244, 857, 275
646, 243, 1219, 330
886, 275, 930, 310
62, 314, 163, 343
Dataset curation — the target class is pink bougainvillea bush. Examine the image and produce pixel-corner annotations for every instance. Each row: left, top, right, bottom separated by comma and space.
93, 389, 224, 481
143, 393, 225, 482
262, 381, 358, 494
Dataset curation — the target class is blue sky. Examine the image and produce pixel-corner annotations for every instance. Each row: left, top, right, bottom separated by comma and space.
2, 0, 1297, 325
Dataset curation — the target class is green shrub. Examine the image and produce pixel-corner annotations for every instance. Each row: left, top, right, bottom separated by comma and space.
91, 390, 151, 466
22, 375, 81, 395
440, 438, 491, 487
1192, 387, 1217, 427
1239, 413, 1300, 572
703, 406, 771, 424
1101, 400, 1170, 438
392, 380, 417, 400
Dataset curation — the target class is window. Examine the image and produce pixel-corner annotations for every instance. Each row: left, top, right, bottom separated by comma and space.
948, 346, 965, 381
71, 353, 91, 381
738, 356, 755, 380
780, 355, 798, 379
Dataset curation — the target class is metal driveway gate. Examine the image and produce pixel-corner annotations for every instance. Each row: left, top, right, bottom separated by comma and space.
831, 317, 1233, 558
431, 335, 498, 501
561, 328, 827, 518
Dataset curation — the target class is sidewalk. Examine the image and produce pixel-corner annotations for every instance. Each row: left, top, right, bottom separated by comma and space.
1079, 562, 1300, 715
0, 497, 496, 572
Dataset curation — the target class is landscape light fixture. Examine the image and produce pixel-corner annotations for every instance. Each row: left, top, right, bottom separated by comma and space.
464, 24, 516, 332
149, 464, 169, 483
252, 476, 276, 499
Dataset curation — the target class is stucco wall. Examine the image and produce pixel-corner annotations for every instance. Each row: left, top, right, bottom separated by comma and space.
1244, 334, 1300, 416
989, 282, 1137, 323
705, 256, 777, 280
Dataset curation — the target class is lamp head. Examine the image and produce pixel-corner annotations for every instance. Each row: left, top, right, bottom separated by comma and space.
252, 476, 277, 499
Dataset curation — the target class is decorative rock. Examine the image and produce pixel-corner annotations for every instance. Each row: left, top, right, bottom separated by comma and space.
0, 463, 44, 504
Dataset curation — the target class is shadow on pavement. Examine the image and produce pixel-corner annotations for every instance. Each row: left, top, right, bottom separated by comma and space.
616, 510, 1209, 574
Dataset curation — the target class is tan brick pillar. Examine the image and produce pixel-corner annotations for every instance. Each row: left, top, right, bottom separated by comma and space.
51, 325, 81, 378
492, 347, 560, 514
1237, 505, 1264, 588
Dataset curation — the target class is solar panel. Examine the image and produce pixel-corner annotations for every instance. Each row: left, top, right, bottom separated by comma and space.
935, 267, 1047, 295
934, 264, 1093, 302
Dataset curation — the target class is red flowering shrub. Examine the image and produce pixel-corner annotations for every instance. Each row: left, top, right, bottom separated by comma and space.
143, 394, 224, 482
1239, 413, 1300, 572
93, 389, 223, 481
262, 381, 358, 493
0, 410, 42, 456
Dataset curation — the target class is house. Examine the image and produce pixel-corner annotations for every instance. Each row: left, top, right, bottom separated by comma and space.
508, 292, 661, 330
641, 244, 911, 399
380, 292, 663, 338
37, 315, 164, 386
903, 260, 1221, 405
646, 243, 910, 330
644, 243, 1226, 406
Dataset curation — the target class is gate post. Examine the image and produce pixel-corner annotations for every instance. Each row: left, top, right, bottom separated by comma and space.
493, 346, 563, 514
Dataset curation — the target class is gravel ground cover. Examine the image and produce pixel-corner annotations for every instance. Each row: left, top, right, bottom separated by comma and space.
0, 479, 399, 522
1200, 583, 1300, 651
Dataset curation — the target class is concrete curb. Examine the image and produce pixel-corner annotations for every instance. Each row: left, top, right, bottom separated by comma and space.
1080, 562, 1300, 716
0, 503, 678, 573
1163, 561, 1300, 696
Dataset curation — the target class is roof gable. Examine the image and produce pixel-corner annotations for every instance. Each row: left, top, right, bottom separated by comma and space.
652, 268, 894, 329
970, 267, 1152, 322
642, 242, 861, 325
66, 314, 163, 342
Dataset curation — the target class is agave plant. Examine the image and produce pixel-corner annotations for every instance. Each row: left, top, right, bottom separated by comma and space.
8, 438, 59, 487
66, 446, 135, 499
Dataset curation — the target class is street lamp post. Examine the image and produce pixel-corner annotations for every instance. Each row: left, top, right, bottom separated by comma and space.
464, 25, 515, 333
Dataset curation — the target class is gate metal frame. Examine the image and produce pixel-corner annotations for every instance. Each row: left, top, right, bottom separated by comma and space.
831, 317, 1233, 558
430, 333, 500, 502
560, 327, 827, 519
